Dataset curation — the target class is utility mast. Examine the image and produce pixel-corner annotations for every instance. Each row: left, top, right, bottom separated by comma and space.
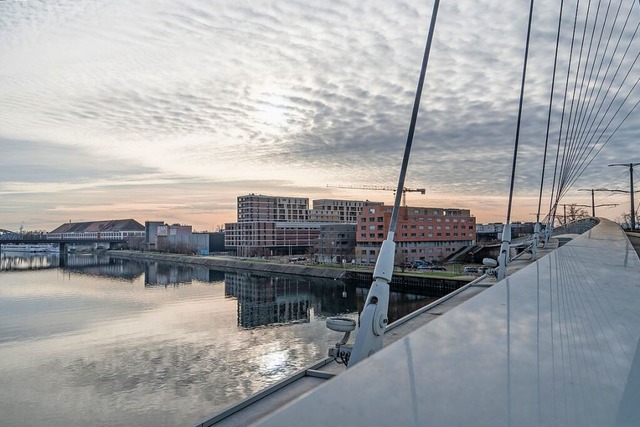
609, 163, 639, 231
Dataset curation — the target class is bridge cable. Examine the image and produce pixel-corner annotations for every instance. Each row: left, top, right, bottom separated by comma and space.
552, 0, 619, 205
561, 5, 640, 193
505, 0, 535, 225
560, 0, 608, 187
537, 0, 566, 224
551, 0, 640, 213
562, 0, 618, 174
548, 0, 582, 222
556, 0, 594, 196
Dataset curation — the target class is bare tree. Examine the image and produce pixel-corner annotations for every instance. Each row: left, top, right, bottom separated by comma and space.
616, 212, 639, 230
556, 204, 589, 226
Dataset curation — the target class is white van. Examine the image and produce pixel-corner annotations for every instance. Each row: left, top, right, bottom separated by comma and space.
463, 266, 479, 274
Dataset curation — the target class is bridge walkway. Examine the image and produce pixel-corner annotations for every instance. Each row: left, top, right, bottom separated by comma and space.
252, 218, 640, 427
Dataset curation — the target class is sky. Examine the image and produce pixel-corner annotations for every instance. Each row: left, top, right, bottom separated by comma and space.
1, 0, 639, 232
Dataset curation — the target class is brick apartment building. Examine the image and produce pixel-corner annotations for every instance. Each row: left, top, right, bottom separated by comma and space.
356, 205, 476, 264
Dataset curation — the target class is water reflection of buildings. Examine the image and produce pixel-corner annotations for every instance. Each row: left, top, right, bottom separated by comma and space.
1, 253, 59, 270
225, 273, 313, 328
64, 256, 145, 280
144, 263, 225, 286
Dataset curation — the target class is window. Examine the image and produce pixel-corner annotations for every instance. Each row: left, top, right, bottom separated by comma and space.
377, 217, 384, 222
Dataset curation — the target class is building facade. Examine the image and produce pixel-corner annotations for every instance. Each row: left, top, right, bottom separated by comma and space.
225, 194, 380, 257
49, 219, 145, 240
355, 205, 476, 264
314, 223, 357, 263
309, 199, 383, 222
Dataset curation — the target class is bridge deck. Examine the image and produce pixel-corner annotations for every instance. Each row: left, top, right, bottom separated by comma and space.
254, 219, 640, 427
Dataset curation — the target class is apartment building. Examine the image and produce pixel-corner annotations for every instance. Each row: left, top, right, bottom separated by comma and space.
225, 194, 381, 257
309, 199, 383, 222
356, 205, 476, 264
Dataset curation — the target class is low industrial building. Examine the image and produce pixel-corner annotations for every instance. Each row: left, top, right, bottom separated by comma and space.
49, 219, 145, 249
145, 221, 224, 254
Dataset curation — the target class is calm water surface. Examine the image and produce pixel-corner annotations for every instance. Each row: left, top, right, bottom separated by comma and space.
0, 253, 435, 426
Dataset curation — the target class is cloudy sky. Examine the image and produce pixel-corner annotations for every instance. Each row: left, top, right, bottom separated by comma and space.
1, 0, 639, 232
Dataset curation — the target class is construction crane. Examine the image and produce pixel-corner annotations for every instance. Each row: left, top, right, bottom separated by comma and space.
326, 184, 426, 207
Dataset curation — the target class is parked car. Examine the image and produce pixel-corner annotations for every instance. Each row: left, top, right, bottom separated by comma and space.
463, 266, 479, 274
418, 265, 446, 271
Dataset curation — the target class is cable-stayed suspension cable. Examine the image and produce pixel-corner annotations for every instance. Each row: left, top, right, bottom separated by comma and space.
562, 11, 640, 188
549, 0, 640, 214
548, 0, 583, 220
556, 0, 593, 194
537, 0, 566, 223
563, 0, 615, 167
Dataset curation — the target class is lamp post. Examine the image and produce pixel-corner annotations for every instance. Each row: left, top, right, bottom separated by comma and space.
609, 163, 639, 231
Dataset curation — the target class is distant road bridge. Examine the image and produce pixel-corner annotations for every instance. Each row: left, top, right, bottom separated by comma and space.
0, 232, 130, 252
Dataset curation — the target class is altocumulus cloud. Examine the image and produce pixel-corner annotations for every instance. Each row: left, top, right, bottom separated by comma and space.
0, 0, 639, 229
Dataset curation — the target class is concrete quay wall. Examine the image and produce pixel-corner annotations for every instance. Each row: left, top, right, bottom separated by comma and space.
107, 251, 470, 295
107, 251, 348, 279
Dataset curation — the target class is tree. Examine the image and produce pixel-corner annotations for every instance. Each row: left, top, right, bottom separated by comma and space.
616, 212, 639, 230
556, 204, 589, 226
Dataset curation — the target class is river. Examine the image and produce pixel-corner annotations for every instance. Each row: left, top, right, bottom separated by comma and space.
0, 252, 437, 427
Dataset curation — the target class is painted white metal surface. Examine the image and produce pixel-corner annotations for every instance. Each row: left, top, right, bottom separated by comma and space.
254, 219, 640, 427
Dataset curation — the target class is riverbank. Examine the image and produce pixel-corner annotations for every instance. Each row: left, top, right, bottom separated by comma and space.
107, 250, 472, 286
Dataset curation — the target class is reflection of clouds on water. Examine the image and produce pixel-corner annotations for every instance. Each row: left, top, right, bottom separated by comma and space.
0, 256, 436, 426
